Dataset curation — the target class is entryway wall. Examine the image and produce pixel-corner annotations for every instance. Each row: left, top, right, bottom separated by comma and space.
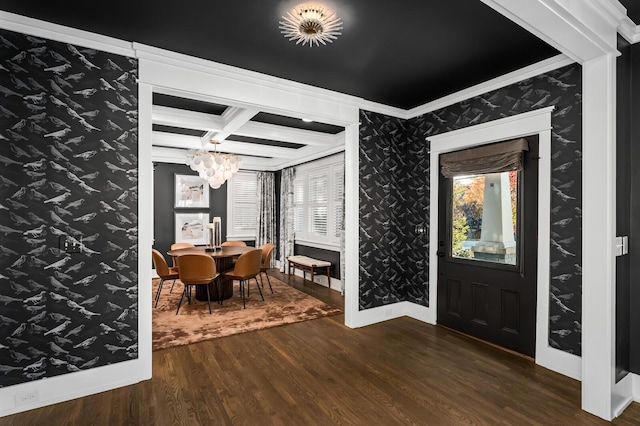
357, 62, 583, 373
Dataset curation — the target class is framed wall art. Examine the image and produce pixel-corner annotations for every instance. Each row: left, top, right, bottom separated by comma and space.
174, 212, 210, 245
174, 174, 209, 208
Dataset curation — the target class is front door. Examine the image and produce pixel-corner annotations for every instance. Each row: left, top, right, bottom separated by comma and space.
437, 136, 538, 357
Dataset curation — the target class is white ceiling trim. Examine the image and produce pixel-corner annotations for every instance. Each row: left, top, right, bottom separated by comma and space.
152, 105, 223, 132
408, 54, 574, 118
233, 121, 341, 147
480, 0, 623, 63
151, 146, 270, 170
206, 106, 259, 146
152, 131, 318, 160
134, 43, 364, 116
0, 11, 135, 57
618, 16, 640, 44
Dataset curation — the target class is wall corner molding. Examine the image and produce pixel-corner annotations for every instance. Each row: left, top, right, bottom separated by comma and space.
0, 11, 135, 57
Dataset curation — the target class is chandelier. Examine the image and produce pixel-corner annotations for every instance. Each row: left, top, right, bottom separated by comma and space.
186, 140, 241, 189
279, 3, 343, 47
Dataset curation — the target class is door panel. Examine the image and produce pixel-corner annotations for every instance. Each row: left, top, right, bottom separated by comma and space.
437, 136, 538, 357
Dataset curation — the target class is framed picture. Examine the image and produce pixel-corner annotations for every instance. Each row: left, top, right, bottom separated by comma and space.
175, 212, 210, 245
174, 174, 209, 208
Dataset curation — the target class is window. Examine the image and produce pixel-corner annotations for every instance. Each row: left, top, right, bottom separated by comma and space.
450, 171, 519, 266
227, 171, 257, 239
293, 154, 344, 248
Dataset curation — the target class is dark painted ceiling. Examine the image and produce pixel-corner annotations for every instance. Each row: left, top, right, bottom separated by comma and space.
620, 0, 640, 24
1, 0, 559, 109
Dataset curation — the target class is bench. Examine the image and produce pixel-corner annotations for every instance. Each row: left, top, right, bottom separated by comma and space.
287, 255, 332, 288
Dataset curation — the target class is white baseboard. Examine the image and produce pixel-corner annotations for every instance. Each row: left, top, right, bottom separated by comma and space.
0, 358, 149, 417
535, 344, 582, 381
632, 373, 640, 403
346, 301, 434, 328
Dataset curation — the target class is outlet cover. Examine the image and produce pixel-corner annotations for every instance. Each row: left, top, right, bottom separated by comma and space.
15, 389, 39, 406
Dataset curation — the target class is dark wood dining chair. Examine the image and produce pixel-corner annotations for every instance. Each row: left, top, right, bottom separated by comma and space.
176, 254, 220, 315
259, 243, 275, 294
151, 249, 179, 308
222, 249, 263, 308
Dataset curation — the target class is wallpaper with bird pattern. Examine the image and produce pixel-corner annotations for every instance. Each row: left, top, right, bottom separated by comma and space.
359, 63, 583, 355
0, 28, 139, 387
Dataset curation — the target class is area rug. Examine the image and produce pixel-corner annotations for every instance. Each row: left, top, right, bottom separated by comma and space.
152, 275, 342, 351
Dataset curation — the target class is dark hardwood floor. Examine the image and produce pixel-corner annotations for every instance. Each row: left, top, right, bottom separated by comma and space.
2, 272, 640, 425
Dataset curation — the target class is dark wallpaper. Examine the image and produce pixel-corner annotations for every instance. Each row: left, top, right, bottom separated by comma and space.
0, 29, 139, 387
359, 63, 583, 355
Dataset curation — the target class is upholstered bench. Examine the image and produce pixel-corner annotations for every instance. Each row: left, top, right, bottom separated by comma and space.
287, 255, 332, 287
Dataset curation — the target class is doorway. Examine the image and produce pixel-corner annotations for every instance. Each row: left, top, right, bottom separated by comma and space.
436, 136, 539, 357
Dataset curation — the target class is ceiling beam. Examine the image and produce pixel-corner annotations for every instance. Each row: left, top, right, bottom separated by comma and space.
152, 105, 223, 132
153, 132, 305, 159
232, 120, 341, 147
202, 106, 259, 147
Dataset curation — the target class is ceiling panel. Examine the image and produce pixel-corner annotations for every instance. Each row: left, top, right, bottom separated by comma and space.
252, 112, 344, 134
153, 93, 228, 116
152, 124, 207, 137
2, 0, 557, 109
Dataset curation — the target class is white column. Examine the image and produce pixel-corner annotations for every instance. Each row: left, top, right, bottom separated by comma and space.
472, 173, 516, 263
581, 52, 616, 421
137, 82, 154, 380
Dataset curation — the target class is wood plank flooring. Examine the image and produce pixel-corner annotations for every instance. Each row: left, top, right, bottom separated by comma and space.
2, 272, 640, 425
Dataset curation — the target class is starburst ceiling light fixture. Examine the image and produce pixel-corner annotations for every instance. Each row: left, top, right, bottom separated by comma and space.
186, 140, 242, 189
279, 3, 343, 47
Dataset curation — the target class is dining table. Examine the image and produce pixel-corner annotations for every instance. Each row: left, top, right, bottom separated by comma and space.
167, 245, 254, 301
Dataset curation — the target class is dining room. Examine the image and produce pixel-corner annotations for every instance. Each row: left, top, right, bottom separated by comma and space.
149, 91, 348, 350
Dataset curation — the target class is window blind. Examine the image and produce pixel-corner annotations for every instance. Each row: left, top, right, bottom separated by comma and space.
230, 174, 257, 233
440, 138, 529, 177
333, 168, 344, 238
308, 173, 328, 236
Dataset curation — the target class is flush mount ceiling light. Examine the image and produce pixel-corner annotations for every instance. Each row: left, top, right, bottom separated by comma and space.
279, 3, 343, 47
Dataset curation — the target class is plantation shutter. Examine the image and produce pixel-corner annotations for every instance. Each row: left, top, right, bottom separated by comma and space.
333, 167, 344, 238
440, 138, 529, 177
231, 174, 257, 233
308, 172, 328, 236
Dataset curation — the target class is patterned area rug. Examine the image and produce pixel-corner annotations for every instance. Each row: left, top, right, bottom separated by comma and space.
152, 275, 342, 351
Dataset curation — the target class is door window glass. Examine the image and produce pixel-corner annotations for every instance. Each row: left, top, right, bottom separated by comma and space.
451, 171, 518, 265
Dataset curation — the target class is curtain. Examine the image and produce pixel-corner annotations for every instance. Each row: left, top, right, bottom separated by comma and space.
440, 138, 529, 177
256, 172, 276, 261
279, 167, 296, 272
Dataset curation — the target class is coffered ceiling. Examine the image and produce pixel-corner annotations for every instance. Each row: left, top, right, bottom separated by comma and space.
2, 1, 637, 170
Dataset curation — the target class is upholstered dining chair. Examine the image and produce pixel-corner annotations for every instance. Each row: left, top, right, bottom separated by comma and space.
151, 249, 179, 308
221, 240, 247, 247
259, 243, 275, 294
169, 242, 195, 292
222, 249, 263, 309
176, 254, 220, 315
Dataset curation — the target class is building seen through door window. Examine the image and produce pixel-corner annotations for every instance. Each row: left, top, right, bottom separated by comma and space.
451, 170, 518, 266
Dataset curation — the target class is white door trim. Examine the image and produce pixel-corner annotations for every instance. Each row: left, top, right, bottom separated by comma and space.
427, 107, 581, 380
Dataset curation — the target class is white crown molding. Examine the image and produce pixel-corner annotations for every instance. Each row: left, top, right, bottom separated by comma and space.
618, 16, 640, 44
480, 0, 620, 63
133, 42, 363, 114
0, 11, 134, 57
358, 99, 411, 120
408, 54, 574, 118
